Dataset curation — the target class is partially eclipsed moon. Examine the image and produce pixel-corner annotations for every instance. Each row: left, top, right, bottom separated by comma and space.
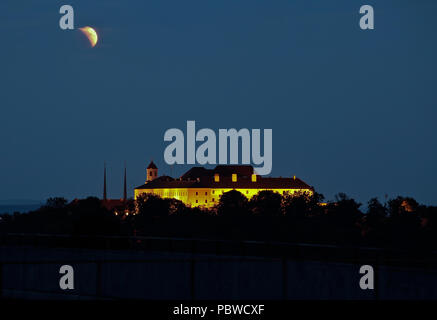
79, 26, 98, 47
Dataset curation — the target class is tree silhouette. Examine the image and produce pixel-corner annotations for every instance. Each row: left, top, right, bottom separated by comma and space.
366, 197, 387, 224
388, 196, 419, 217
359, 197, 387, 244
135, 193, 169, 218
325, 193, 362, 233
385, 196, 421, 248
1, 189, 435, 250
216, 190, 249, 217
282, 191, 324, 219
45, 197, 68, 209
250, 190, 282, 217
70, 197, 120, 235
166, 198, 188, 215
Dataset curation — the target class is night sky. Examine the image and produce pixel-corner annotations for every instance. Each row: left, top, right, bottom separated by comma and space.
1, 0, 436, 205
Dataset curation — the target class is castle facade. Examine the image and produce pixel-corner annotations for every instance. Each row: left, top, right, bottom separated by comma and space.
134, 162, 313, 208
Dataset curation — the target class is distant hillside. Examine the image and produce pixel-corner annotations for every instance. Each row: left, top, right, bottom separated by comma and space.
0, 199, 42, 205
0, 200, 43, 214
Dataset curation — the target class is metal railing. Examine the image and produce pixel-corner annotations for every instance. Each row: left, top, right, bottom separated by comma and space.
1, 233, 436, 267
1, 233, 437, 300
0, 256, 295, 300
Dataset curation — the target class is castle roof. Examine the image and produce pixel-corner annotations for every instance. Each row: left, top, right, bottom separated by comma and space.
180, 165, 253, 180
214, 165, 253, 177
147, 161, 157, 169
101, 199, 127, 211
135, 165, 312, 191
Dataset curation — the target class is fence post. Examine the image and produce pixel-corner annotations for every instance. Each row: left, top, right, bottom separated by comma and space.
282, 257, 287, 300
190, 258, 195, 300
0, 263, 3, 299
374, 257, 379, 301
96, 261, 102, 298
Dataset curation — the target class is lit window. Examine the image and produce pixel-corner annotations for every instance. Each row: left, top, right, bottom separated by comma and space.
232, 174, 237, 182
251, 174, 257, 182
214, 174, 219, 182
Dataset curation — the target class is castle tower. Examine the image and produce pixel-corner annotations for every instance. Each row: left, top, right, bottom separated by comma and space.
146, 161, 158, 182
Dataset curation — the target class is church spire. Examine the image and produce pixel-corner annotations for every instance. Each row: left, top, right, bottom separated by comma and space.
123, 162, 127, 202
103, 162, 107, 201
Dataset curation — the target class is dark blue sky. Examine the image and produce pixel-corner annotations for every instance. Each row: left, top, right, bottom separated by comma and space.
1, 0, 436, 205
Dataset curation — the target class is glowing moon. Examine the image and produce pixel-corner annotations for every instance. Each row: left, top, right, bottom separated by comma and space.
79, 26, 98, 47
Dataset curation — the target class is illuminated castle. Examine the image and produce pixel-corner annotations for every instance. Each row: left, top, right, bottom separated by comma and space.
134, 161, 313, 208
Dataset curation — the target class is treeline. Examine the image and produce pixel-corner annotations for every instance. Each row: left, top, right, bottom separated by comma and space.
0, 191, 436, 250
